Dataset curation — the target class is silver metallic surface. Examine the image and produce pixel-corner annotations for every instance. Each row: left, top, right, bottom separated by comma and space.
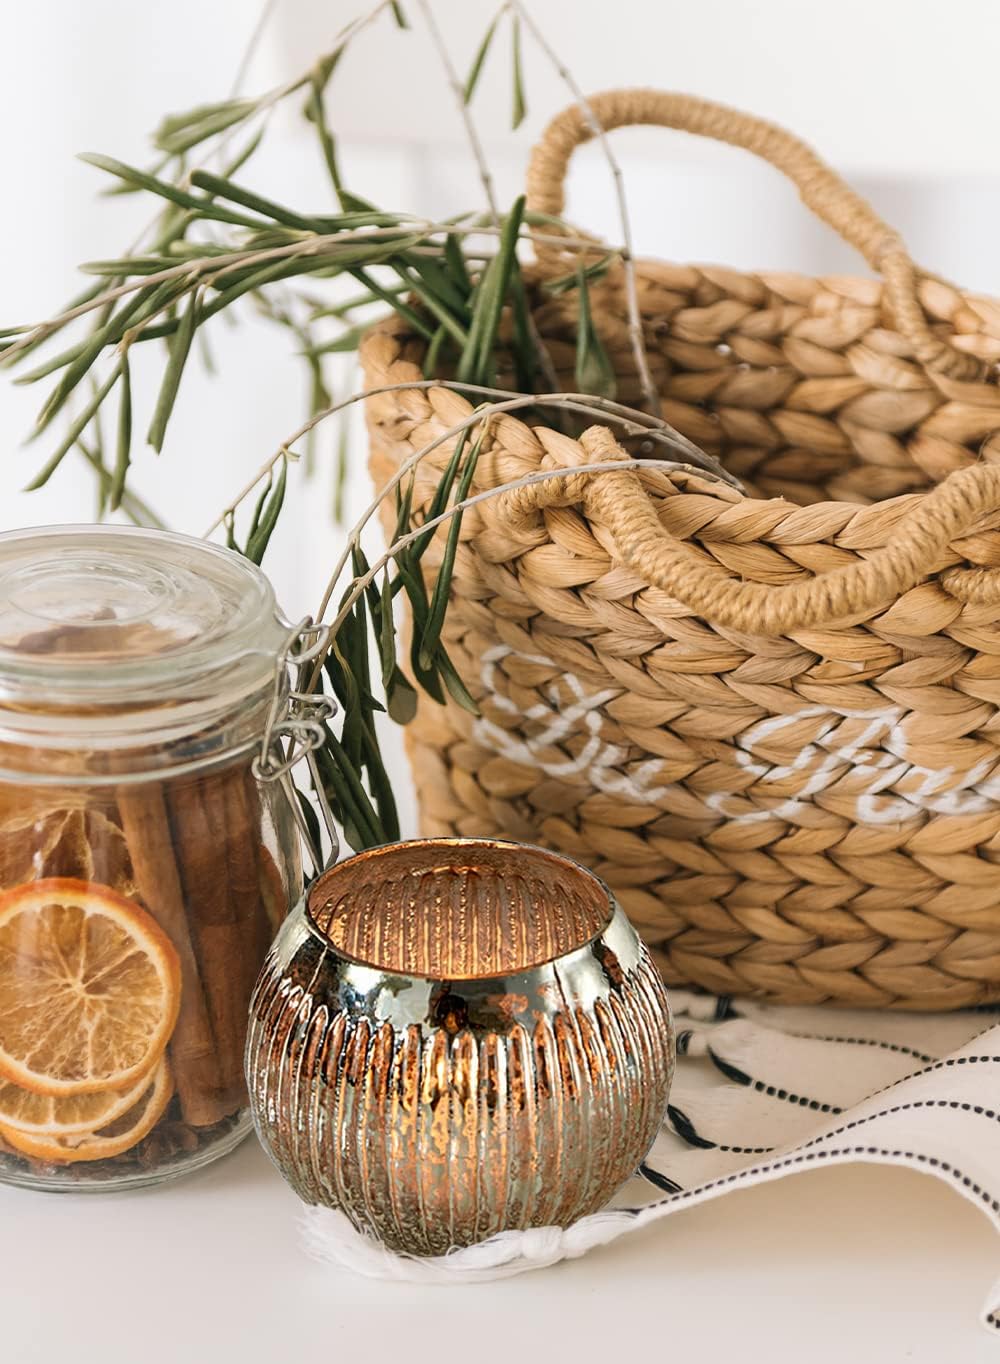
254, 616, 340, 874
246, 838, 674, 1256
253, 617, 335, 784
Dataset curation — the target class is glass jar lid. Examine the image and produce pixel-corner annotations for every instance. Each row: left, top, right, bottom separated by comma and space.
0, 525, 289, 771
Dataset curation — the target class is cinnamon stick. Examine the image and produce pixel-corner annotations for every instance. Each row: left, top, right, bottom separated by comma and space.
167, 769, 248, 1115
230, 765, 277, 971
116, 783, 228, 1128
220, 765, 277, 1085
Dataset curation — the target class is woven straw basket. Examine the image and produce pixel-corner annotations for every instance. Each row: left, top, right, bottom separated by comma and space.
362, 89, 1000, 1011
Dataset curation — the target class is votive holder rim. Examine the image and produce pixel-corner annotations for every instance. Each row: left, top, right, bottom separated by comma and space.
304, 835, 619, 984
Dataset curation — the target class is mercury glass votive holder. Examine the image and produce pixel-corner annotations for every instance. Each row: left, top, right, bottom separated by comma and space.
246, 837, 674, 1256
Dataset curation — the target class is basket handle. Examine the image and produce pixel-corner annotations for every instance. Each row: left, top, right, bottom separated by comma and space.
525, 88, 983, 382
495, 427, 1000, 631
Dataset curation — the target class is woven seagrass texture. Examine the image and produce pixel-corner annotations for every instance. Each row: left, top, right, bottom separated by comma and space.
361, 90, 1000, 1010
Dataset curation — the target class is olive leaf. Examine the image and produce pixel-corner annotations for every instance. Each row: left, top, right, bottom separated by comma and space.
436, 649, 479, 714
222, 127, 266, 180
244, 453, 288, 564
423, 323, 449, 378
544, 252, 617, 296
365, 567, 417, 725
316, 739, 382, 851
305, 75, 344, 200
0, 280, 106, 369
464, 14, 499, 102
347, 267, 436, 341
510, 13, 527, 129
391, 262, 468, 345
509, 260, 539, 392
32, 279, 181, 433
100, 153, 177, 197
332, 390, 350, 524
418, 421, 484, 669
393, 553, 446, 705
79, 154, 268, 231
413, 428, 468, 561
337, 188, 378, 214
110, 347, 132, 510
405, 252, 471, 320
457, 194, 525, 384
0, 6, 588, 857
25, 363, 122, 490
80, 257, 177, 278
575, 266, 617, 399
444, 233, 471, 295
88, 391, 109, 520
78, 435, 164, 528
154, 98, 257, 155
188, 170, 320, 233
304, 323, 371, 357
147, 286, 199, 452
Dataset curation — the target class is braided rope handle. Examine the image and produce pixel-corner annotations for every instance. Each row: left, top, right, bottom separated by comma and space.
525, 88, 985, 383
495, 427, 1000, 631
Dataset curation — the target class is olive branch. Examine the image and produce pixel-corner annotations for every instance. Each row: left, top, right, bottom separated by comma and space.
1, 0, 730, 858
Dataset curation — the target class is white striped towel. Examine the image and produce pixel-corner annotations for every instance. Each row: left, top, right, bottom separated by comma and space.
301, 994, 1000, 1331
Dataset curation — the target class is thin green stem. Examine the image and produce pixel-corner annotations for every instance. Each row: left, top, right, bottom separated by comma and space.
4, 221, 616, 369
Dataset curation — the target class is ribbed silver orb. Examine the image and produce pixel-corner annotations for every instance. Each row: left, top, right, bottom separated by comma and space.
246, 838, 674, 1256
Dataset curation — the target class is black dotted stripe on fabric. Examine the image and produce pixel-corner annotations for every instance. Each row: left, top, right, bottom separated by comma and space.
709, 1096, 1000, 1162
785, 1015, 1000, 1060
708, 1050, 1000, 1116
679, 1098, 1000, 1159
623, 1146, 1000, 1222
862, 1054, 1000, 1106
667, 1104, 776, 1156
787, 1033, 937, 1064
707, 1048, 843, 1114
797, 1099, 1000, 1151
747, 1102, 998, 1156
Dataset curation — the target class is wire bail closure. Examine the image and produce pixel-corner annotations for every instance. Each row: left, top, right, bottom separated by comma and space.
254, 617, 340, 877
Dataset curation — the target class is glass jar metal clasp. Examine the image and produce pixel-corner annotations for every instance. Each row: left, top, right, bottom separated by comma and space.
254, 617, 339, 875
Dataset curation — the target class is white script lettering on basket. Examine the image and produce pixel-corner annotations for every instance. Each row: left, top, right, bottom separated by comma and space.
474, 646, 664, 800
473, 645, 999, 823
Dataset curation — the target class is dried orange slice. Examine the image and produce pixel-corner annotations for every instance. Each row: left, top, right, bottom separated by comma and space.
0, 1057, 173, 1163
0, 878, 180, 1096
0, 1061, 157, 1136
0, 802, 135, 895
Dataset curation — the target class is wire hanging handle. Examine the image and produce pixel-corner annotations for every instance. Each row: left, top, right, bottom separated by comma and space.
254, 616, 341, 876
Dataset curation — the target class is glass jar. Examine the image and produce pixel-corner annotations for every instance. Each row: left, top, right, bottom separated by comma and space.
0, 525, 301, 1190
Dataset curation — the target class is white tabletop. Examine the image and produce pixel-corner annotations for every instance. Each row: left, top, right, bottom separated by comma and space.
1, 1133, 996, 1363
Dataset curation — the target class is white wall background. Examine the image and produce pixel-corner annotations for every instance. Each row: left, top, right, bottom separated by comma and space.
2, 1, 1000, 828
4, 0, 1000, 610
